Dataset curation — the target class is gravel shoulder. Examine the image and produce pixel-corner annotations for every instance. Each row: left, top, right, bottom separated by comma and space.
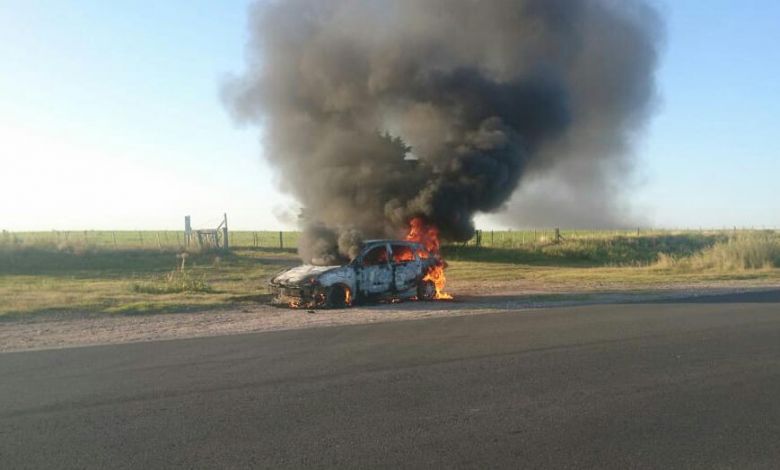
2, 280, 779, 353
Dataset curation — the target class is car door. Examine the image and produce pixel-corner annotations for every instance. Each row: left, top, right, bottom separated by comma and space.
390, 243, 421, 292
357, 244, 393, 295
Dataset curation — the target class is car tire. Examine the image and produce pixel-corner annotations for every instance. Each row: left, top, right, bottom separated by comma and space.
326, 285, 350, 309
417, 280, 436, 301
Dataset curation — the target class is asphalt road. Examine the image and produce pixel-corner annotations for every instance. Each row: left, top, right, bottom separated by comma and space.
1, 291, 779, 469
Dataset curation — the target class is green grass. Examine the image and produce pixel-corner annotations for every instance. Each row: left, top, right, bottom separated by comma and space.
1, 229, 778, 318
0, 245, 298, 317
443, 233, 723, 266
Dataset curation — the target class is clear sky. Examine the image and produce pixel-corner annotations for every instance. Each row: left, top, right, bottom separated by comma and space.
1, 0, 778, 231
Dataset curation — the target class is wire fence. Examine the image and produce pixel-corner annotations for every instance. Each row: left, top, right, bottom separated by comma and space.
0, 230, 299, 251
3, 228, 771, 252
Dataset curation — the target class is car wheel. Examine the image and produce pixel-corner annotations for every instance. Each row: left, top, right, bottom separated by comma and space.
417, 280, 436, 301
326, 285, 350, 309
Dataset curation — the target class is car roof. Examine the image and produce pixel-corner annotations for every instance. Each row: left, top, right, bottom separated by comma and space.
362, 239, 423, 248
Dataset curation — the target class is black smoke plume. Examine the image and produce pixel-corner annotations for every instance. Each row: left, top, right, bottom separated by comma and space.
225, 0, 663, 263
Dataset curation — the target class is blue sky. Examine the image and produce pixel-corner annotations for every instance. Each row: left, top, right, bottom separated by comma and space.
636, 0, 780, 228
0, 0, 778, 230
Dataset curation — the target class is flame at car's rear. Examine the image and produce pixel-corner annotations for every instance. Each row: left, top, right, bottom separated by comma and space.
406, 217, 452, 300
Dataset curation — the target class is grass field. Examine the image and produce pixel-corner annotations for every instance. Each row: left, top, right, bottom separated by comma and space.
1, 229, 779, 318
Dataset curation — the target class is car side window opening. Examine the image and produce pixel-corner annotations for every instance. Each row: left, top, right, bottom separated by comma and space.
391, 245, 415, 263
362, 246, 389, 266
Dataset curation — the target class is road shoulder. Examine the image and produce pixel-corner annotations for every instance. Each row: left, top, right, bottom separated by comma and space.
2, 285, 779, 353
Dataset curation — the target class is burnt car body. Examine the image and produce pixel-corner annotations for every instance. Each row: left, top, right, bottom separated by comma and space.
269, 240, 438, 308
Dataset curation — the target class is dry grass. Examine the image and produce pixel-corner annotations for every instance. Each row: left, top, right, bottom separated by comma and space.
654, 232, 780, 271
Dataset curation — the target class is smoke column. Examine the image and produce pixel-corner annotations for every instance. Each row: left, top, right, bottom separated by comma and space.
225, 0, 663, 263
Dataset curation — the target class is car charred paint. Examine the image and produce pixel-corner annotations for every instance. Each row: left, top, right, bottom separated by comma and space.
269, 240, 439, 308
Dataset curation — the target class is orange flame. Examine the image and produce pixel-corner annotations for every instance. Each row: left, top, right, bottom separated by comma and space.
422, 264, 453, 299
406, 217, 440, 254
405, 217, 453, 300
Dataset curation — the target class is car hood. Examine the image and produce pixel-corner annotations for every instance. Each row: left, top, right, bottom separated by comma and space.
272, 264, 341, 286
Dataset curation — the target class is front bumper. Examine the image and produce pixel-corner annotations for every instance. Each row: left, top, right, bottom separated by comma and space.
269, 284, 324, 307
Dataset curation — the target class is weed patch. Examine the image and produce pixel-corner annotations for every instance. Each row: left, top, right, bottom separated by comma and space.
131, 270, 213, 294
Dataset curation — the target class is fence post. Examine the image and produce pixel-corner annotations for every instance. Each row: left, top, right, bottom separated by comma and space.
279, 231, 284, 249
222, 213, 229, 251
184, 215, 192, 247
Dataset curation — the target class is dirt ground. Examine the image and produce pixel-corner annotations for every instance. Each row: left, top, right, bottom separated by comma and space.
2, 279, 779, 353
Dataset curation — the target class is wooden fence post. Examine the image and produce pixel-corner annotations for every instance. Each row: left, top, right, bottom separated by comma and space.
184, 216, 192, 247
279, 231, 284, 249
222, 213, 229, 251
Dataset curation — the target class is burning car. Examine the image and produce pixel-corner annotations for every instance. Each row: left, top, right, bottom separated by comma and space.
269, 239, 444, 308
